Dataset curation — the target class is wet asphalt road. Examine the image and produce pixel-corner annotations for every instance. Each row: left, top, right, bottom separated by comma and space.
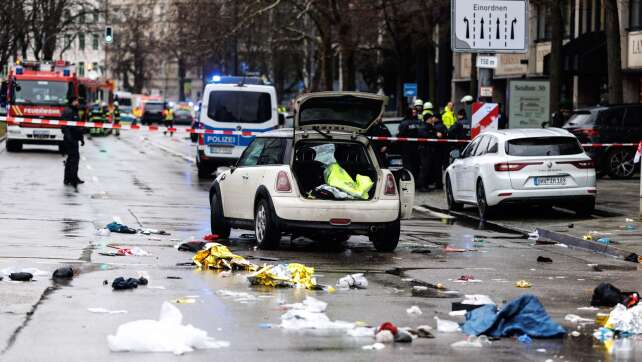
0, 129, 641, 361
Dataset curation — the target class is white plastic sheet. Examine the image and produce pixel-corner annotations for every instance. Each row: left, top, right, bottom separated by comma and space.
107, 302, 229, 354
435, 317, 460, 333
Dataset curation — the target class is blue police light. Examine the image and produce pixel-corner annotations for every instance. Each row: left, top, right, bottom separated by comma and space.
15, 66, 23, 75
212, 75, 221, 82
63, 68, 71, 76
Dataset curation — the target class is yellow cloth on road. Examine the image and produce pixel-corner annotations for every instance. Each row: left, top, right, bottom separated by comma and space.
324, 163, 373, 200
193, 242, 258, 271
247, 263, 317, 289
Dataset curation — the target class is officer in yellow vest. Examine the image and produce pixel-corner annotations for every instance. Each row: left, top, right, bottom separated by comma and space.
163, 106, 175, 136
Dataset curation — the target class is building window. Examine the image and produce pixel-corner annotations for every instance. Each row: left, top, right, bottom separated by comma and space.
78, 33, 85, 50
563, 0, 575, 38
78, 62, 85, 77
631, 0, 642, 30
537, 5, 551, 41
92, 33, 99, 50
92, 62, 99, 73
93, 9, 99, 23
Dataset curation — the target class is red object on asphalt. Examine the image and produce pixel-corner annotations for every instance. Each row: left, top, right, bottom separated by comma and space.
377, 322, 398, 336
203, 234, 219, 241
457, 275, 476, 281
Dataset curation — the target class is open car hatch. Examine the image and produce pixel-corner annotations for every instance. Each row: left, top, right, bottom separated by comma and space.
294, 92, 387, 134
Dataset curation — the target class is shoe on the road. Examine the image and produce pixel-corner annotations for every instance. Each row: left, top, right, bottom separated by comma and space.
76, 178, 85, 184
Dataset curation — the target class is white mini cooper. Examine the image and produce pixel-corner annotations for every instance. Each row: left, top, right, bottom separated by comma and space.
209, 92, 415, 251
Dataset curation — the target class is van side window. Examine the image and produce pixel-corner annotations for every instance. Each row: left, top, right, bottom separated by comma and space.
258, 138, 285, 165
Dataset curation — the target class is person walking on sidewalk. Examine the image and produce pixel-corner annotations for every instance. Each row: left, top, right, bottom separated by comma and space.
61, 97, 85, 190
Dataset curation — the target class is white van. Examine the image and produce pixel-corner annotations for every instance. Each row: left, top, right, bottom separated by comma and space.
196, 77, 278, 177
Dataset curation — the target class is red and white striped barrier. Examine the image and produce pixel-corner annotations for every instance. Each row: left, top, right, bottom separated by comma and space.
0, 116, 640, 149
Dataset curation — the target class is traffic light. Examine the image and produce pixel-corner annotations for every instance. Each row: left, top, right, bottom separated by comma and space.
104, 26, 113, 43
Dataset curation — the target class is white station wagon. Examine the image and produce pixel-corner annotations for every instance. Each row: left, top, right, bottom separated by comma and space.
209, 92, 415, 251
445, 128, 597, 220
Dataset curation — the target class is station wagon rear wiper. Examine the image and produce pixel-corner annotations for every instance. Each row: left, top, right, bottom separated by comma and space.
312, 126, 332, 140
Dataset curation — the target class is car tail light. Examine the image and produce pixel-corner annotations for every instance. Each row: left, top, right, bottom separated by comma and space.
557, 160, 595, 169
198, 134, 204, 145
276, 171, 292, 192
588, 189, 597, 194
494, 162, 543, 172
577, 128, 599, 138
330, 218, 351, 226
384, 174, 397, 196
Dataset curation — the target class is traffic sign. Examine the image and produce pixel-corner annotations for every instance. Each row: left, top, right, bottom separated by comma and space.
479, 86, 494, 97
403, 83, 417, 97
451, 0, 528, 53
476, 55, 498, 68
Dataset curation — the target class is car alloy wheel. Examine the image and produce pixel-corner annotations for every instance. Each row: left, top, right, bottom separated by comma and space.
476, 181, 488, 220
446, 176, 462, 211
255, 204, 267, 244
609, 149, 635, 179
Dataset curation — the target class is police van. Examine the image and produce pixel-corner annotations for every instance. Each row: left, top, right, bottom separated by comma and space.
196, 76, 278, 177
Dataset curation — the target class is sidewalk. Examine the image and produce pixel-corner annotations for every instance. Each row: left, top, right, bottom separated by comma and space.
415, 178, 642, 256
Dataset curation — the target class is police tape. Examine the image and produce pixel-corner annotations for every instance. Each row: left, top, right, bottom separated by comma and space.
0, 116, 640, 148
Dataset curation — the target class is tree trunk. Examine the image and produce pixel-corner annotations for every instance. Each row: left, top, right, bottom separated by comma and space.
427, 43, 436, 105
42, 33, 57, 61
416, 44, 427, 101
320, 34, 333, 91
605, 0, 623, 104
549, 2, 563, 125
178, 57, 186, 101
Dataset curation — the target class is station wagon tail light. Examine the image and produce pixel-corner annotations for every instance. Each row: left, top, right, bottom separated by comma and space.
198, 134, 204, 145
494, 162, 543, 172
276, 171, 292, 192
557, 160, 595, 169
384, 174, 397, 196
577, 128, 599, 138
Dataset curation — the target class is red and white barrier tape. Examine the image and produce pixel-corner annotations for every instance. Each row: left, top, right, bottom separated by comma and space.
1, 116, 640, 148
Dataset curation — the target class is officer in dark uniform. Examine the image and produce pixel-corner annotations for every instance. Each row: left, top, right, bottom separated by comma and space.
417, 113, 435, 191
430, 114, 448, 190
397, 108, 422, 180
366, 118, 392, 167
61, 97, 85, 190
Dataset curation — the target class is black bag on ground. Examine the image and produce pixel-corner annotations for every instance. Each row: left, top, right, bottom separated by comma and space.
591, 282, 624, 307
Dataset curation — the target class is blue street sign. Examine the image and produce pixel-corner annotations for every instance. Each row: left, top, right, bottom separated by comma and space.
403, 83, 417, 97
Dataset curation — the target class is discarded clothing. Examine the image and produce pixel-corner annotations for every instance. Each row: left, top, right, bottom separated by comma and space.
537, 256, 553, 263
604, 303, 642, 334
203, 234, 219, 241
591, 283, 625, 307
9, 272, 33, 281
178, 241, 206, 253
279, 299, 353, 330
314, 184, 352, 200
112, 277, 147, 290
52, 267, 74, 279
461, 294, 566, 338
106, 222, 137, 234
107, 302, 229, 354
324, 163, 373, 200
247, 263, 317, 289
193, 243, 258, 271
435, 317, 460, 332
625, 253, 640, 263
336, 273, 368, 289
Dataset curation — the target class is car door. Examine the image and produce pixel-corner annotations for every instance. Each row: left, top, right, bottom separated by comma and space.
220, 138, 267, 219
462, 135, 490, 200
450, 138, 478, 196
241, 138, 287, 218
457, 137, 484, 200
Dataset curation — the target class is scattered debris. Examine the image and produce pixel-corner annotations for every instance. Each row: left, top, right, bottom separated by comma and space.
362, 343, 385, 350
112, 277, 148, 290
194, 243, 258, 271
564, 314, 593, 324
88, 308, 128, 314
455, 275, 482, 283
166, 276, 182, 280
139, 229, 169, 235
217, 290, 258, 303
435, 317, 460, 333
52, 266, 74, 279
570, 331, 581, 337
461, 294, 566, 338
336, 273, 368, 289
248, 263, 321, 290
597, 237, 610, 245
347, 327, 375, 337
174, 298, 196, 304
95, 228, 111, 236
203, 234, 219, 241
106, 222, 137, 234
375, 330, 394, 343
517, 334, 532, 344
9, 272, 33, 282
449, 310, 467, 317
279, 298, 353, 330
461, 295, 495, 306
411, 325, 434, 339
624, 253, 640, 263
451, 335, 491, 348
527, 231, 539, 241
590, 283, 636, 308
515, 280, 532, 288
406, 306, 423, 316
537, 256, 553, 263
107, 302, 229, 354
603, 303, 642, 334
411, 249, 432, 254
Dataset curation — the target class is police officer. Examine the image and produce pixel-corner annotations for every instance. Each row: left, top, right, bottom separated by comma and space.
422, 101, 434, 119
112, 101, 121, 136
163, 105, 175, 136
61, 97, 85, 190
397, 107, 422, 180
417, 112, 435, 192
413, 99, 424, 119
441, 102, 456, 129
366, 117, 392, 167
430, 114, 448, 190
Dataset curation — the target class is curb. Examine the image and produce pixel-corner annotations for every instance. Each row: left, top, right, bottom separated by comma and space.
419, 204, 531, 236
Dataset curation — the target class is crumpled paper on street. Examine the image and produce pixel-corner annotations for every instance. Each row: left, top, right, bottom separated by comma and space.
107, 302, 229, 354
279, 297, 354, 330
193, 243, 257, 271
604, 303, 642, 334
247, 263, 317, 289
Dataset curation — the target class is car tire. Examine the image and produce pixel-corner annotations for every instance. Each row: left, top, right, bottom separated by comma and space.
197, 161, 212, 178
607, 149, 636, 179
6, 140, 21, 152
210, 190, 231, 239
476, 180, 494, 221
445, 175, 463, 211
572, 198, 595, 217
370, 219, 400, 252
255, 198, 281, 250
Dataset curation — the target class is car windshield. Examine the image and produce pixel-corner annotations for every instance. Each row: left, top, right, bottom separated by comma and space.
506, 137, 583, 156
175, 109, 192, 116
207, 91, 272, 123
13, 80, 71, 105
117, 98, 132, 106
564, 112, 595, 127
145, 103, 164, 111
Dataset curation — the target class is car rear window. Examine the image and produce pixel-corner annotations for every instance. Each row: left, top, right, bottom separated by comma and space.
564, 112, 595, 127
145, 103, 164, 111
506, 137, 583, 156
207, 91, 272, 123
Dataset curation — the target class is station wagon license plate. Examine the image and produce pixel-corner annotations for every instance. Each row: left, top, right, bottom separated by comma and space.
209, 145, 233, 154
33, 130, 50, 139
534, 176, 566, 186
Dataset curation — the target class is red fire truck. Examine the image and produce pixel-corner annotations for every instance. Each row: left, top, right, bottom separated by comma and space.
1, 60, 80, 152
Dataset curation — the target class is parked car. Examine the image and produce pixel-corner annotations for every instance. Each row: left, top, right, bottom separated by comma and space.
444, 128, 597, 220
191, 101, 202, 143
209, 92, 415, 252
140, 101, 165, 125
174, 103, 194, 126
563, 104, 642, 179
